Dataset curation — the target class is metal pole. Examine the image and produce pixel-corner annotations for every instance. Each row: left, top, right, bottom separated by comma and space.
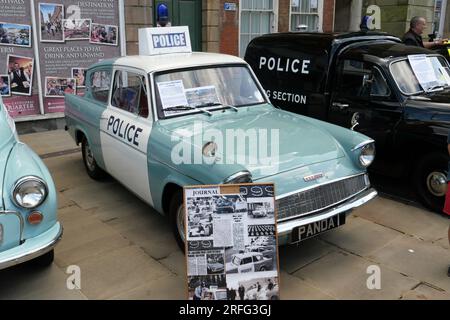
439, 0, 448, 38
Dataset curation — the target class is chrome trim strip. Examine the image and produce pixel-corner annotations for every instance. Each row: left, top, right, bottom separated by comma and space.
0, 223, 63, 270
275, 172, 367, 200
351, 139, 375, 152
223, 170, 253, 184
277, 184, 369, 223
277, 188, 377, 238
11, 176, 48, 209
0, 210, 25, 241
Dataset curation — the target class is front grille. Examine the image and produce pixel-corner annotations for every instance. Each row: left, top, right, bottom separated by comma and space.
276, 174, 368, 221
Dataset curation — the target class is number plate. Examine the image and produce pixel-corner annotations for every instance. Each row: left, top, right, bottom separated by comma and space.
292, 213, 346, 243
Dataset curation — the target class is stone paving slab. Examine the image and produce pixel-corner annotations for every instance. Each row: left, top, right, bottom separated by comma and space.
369, 235, 450, 292
1, 129, 449, 300
0, 264, 87, 300
319, 215, 403, 257
293, 251, 420, 300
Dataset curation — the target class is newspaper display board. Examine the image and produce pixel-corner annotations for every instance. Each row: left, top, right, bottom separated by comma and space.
184, 184, 280, 301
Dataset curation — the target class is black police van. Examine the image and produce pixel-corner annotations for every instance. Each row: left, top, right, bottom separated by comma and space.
245, 31, 450, 212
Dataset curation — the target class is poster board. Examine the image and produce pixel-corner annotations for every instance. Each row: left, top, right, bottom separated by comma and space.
184, 183, 280, 301
0, 0, 126, 118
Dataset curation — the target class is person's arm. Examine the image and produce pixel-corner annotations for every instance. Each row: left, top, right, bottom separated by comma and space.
424, 39, 447, 49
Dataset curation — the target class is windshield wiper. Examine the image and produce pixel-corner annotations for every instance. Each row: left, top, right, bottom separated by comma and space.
197, 102, 239, 112
425, 85, 445, 93
164, 105, 212, 116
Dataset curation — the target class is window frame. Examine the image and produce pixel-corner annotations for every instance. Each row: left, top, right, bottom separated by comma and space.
88, 67, 113, 105
238, 0, 279, 57
289, 0, 323, 32
109, 66, 153, 120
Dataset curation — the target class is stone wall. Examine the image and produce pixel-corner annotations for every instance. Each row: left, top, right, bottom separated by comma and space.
124, 0, 153, 55
363, 0, 436, 38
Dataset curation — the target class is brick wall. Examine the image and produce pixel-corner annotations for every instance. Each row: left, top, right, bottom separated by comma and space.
323, 0, 335, 32
219, 0, 239, 56
124, 0, 153, 55
278, 0, 291, 32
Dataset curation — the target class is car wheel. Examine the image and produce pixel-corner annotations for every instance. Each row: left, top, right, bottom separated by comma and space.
81, 136, 105, 180
414, 153, 448, 213
29, 249, 54, 268
170, 189, 186, 253
259, 266, 266, 271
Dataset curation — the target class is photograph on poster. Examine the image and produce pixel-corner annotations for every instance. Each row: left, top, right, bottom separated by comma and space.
0, 22, 31, 47
63, 19, 91, 41
187, 211, 213, 240
39, 3, 64, 43
188, 275, 227, 300
248, 224, 276, 237
212, 195, 240, 214
0, 75, 10, 97
7, 55, 34, 96
246, 197, 275, 224
224, 245, 275, 274
71, 68, 86, 88
206, 253, 225, 274
90, 23, 118, 46
226, 271, 279, 300
45, 77, 76, 97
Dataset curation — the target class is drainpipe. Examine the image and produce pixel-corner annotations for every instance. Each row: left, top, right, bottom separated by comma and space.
438, 0, 448, 38
349, 0, 363, 32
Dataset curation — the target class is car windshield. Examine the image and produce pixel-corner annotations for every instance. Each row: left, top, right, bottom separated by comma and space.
153, 65, 266, 118
231, 256, 241, 266
390, 55, 450, 95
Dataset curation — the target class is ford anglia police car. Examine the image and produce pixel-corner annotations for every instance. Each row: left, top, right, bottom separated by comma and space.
0, 97, 62, 270
64, 27, 377, 250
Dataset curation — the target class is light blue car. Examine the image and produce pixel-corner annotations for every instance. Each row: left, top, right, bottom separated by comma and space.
65, 52, 377, 250
0, 97, 62, 270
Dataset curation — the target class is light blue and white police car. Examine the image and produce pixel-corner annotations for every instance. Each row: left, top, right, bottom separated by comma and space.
65, 27, 377, 250
0, 97, 62, 270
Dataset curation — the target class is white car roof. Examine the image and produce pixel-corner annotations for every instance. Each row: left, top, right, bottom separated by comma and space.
110, 52, 246, 73
234, 251, 261, 258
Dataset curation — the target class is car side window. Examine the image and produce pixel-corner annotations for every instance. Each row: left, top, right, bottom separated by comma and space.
111, 70, 149, 118
337, 60, 373, 99
241, 257, 252, 265
90, 69, 111, 103
253, 255, 262, 262
337, 60, 391, 99
370, 67, 391, 97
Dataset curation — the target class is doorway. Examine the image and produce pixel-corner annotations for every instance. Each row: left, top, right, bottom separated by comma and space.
154, 0, 202, 51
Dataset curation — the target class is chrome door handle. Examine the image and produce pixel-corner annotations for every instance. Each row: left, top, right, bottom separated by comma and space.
332, 102, 349, 110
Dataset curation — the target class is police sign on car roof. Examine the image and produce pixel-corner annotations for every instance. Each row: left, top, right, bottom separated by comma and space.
139, 26, 192, 56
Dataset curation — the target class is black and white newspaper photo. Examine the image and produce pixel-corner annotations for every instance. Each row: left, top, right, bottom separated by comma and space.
184, 184, 280, 300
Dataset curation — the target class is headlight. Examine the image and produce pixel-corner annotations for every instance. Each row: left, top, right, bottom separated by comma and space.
359, 143, 376, 167
223, 171, 253, 184
12, 176, 48, 209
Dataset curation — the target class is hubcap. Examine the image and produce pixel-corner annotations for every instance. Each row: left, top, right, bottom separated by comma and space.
426, 171, 447, 197
84, 141, 95, 171
176, 204, 186, 244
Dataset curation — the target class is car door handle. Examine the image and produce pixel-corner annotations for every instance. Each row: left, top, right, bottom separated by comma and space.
332, 102, 349, 110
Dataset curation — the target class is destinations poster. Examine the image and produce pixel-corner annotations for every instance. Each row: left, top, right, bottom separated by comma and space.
184, 184, 280, 300
0, 0, 39, 117
0, 0, 125, 118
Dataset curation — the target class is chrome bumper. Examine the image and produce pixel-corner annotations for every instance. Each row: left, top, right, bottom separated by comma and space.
0, 222, 63, 270
277, 188, 377, 244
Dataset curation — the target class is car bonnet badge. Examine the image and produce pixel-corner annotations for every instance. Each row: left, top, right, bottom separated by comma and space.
303, 173, 324, 182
